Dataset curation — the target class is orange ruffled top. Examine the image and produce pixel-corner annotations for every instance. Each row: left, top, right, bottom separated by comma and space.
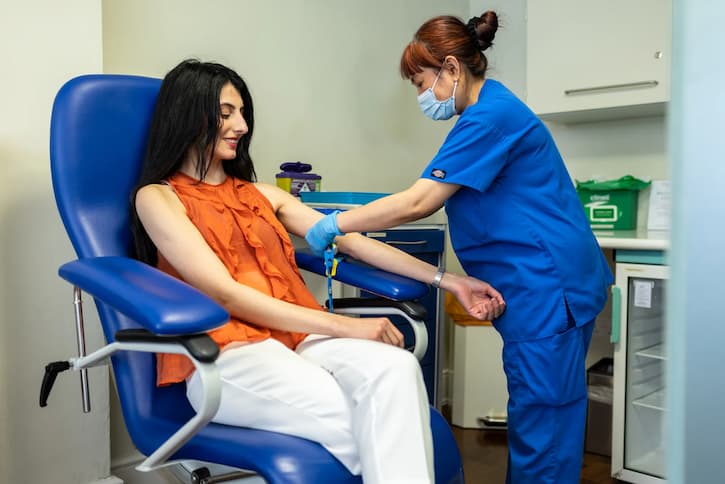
155, 172, 319, 386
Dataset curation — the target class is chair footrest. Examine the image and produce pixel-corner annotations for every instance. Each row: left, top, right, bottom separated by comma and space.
115, 329, 220, 363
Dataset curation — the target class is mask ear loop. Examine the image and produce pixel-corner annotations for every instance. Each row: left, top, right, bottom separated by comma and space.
430, 68, 443, 92
433, 65, 458, 101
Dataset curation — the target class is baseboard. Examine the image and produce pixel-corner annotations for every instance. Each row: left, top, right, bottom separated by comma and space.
111, 453, 145, 472
439, 367, 453, 408
90, 476, 123, 484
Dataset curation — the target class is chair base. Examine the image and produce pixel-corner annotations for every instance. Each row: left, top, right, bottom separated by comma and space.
171, 461, 261, 484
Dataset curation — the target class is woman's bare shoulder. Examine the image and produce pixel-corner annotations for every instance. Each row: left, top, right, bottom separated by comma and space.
254, 182, 296, 211
135, 183, 184, 213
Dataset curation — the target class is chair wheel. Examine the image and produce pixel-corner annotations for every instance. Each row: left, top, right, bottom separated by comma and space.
190, 467, 211, 484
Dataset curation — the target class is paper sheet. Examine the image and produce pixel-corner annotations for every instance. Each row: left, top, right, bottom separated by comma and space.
633, 280, 654, 309
647, 180, 671, 231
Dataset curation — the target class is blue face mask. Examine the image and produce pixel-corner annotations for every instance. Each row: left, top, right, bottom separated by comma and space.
417, 69, 458, 121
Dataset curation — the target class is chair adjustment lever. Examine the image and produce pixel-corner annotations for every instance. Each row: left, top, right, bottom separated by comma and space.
39, 361, 71, 407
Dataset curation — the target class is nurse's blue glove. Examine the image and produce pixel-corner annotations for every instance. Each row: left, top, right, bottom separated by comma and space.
305, 210, 344, 256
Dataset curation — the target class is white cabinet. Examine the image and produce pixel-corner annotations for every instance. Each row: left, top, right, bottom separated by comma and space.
526, 0, 671, 122
611, 255, 668, 483
451, 323, 508, 429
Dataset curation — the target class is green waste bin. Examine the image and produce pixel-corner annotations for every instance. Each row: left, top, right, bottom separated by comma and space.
576, 175, 650, 230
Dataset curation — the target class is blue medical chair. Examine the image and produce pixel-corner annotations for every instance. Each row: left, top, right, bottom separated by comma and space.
39, 74, 463, 483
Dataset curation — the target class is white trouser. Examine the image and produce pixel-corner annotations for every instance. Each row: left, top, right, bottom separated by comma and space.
186, 334, 434, 483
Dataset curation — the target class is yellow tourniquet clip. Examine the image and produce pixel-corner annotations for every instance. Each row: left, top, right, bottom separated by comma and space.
324, 243, 340, 312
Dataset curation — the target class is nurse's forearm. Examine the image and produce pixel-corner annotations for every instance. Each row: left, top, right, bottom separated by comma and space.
335, 179, 455, 233
336, 191, 428, 233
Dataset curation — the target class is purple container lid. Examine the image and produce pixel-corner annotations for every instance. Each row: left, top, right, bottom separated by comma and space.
276, 161, 320, 179
276, 172, 321, 179
279, 161, 311, 172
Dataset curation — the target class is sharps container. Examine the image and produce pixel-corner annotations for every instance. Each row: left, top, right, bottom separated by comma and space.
275, 162, 321, 197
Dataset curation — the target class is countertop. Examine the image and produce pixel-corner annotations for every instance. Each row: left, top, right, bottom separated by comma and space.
593, 228, 669, 250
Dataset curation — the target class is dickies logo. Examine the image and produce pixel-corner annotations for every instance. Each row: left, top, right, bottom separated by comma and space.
430, 168, 447, 179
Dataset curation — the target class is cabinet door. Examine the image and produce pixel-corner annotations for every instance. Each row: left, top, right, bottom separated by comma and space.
526, 0, 671, 121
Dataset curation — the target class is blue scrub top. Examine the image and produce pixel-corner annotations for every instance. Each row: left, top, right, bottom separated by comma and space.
422, 79, 613, 342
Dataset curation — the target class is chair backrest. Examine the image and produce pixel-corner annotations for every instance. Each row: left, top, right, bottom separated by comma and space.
49, 74, 198, 455
50, 74, 161, 260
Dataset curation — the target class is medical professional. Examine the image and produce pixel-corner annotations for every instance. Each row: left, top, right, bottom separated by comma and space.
306, 11, 613, 484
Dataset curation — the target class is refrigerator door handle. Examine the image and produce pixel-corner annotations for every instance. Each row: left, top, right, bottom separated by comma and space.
610, 285, 621, 344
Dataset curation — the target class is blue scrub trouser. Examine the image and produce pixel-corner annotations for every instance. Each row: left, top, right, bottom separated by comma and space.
502, 319, 595, 484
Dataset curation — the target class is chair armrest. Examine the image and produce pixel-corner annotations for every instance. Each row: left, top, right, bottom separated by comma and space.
58, 256, 229, 335
115, 329, 219, 362
326, 297, 428, 320
295, 249, 429, 301
327, 297, 429, 360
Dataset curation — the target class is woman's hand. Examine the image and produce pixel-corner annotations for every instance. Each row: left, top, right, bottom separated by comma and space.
444, 274, 506, 321
337, 316, 405, 348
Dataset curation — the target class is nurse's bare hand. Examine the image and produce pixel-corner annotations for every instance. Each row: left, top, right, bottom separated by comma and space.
341, 316, 404, 348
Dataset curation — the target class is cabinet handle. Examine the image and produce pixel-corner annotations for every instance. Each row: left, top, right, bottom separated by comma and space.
610, 285, 621, 344
382, 240, 428, 246
564, 80, 659, 96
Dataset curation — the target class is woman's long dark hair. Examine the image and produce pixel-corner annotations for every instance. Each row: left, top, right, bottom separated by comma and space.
130, 59, 257, 265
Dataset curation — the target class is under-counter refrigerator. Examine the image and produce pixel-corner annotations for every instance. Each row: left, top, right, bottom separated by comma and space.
611, 251, 668, 483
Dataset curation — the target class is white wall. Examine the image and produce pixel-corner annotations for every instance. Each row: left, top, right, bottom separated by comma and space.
102, 0, 468, 192
0, 1, 113, 483
468, 0, 527, 97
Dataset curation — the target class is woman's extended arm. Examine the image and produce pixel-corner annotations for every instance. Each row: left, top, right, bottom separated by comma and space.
304, 178, 459, 256
135, 183, 405, 346
261, 183, 505, 321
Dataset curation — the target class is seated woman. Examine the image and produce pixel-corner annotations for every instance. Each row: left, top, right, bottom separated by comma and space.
131, 59, 505, 483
